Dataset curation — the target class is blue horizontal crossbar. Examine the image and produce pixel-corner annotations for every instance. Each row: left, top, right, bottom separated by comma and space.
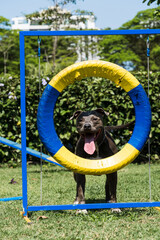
0, 136, 63, 167
0, 196, 23, 202
20, 29, 160, 37
28, 202, 160, 212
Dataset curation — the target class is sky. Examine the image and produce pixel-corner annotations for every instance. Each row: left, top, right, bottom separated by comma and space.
0, 0, 158, 29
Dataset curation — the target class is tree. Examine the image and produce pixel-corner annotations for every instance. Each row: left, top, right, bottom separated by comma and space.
99, 7, 160, 71
0, 17, 19, 75
0, 34, 14, 74
26, 1, 96, 71
99, 34, 141, 70
0, 16, 10, 30
143, 0, 160, 5
0, 0, 97, 76
26, 1, 84, 70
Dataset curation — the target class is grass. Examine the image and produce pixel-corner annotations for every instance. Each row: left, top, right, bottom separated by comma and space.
0, 163, 160, 240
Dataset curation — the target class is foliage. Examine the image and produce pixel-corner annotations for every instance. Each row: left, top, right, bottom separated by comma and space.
51, 0, 84, 6
1, 5, 160, 77
143, 0, 160, 5
0, 33, 78, 76
26, 6, 72, 30
24, 35, 78, 76
99, 7, 160, 71
121, 7, 160, 29
0, 17, 19, 75
0, 31, 19, 75
26, 1, 89, 31
25, 4, 96, 70
54, 71, 160, 163
0, 6, 160, 166
0, 70, 159, 165
0, 6, 96, 75
0, 16, 10, 30
98, 35, 141, 70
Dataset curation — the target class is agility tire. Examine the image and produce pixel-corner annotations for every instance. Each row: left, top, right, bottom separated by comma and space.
37, 60, 151, 175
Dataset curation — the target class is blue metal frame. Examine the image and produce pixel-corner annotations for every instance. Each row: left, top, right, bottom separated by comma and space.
0, 197, 23, 202
19, 29, 160, 216
0, 136, 62, 202
0, 136, 63, 166
27, 202, 160, 211
19, 29, 160, 36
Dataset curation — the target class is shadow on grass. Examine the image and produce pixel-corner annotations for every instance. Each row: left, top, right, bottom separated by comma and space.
86, 198, 106, 204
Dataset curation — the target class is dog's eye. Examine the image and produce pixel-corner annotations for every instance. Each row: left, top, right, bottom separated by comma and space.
93, 117, 98, 121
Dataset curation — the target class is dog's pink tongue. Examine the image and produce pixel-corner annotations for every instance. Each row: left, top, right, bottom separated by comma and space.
84, 134, 95, 155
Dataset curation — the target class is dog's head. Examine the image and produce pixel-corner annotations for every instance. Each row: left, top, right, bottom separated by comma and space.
70, 108, 109, 155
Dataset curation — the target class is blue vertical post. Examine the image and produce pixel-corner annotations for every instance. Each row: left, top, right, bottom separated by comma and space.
19, 32, 28, 216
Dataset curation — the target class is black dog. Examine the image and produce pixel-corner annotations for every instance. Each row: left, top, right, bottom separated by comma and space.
70, 108, 133, 213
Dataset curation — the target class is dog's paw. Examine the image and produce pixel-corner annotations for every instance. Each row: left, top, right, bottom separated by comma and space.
111, 208, 122, 213
73, 200, 86, 205
73, 200, 79, 205
76, 209, 88, 215
73, 200, 88, 214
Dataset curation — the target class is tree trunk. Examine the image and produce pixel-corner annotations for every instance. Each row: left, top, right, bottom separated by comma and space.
4, 51, 7, 75
52, 36, 58, 71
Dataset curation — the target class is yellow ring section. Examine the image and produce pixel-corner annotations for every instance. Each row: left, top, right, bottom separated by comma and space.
54, 144, 139, 175
49, 60, 141, 175
49, 60, 139, 93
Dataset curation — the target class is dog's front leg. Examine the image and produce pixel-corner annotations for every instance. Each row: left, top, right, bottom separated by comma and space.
73, 173, 88, 214
74, 173, 86, 204
105, 172, 117, 203
106, 172, 121, 213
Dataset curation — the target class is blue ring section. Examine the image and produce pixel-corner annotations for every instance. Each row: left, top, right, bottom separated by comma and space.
37, 84, 63, 156
128, 84, 151, 151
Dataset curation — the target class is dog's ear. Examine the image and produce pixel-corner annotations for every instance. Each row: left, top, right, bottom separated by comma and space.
70, 110, 82, 120
94, 108, 109, 117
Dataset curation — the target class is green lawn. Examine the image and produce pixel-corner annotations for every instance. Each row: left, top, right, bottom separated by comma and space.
0, 163, 160, 240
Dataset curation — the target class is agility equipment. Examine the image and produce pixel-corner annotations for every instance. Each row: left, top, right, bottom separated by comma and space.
37, 60, 151, 175
1, 30, 160, 220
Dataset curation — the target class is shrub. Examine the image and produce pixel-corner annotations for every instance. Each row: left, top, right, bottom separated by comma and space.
0, 70, 159, 165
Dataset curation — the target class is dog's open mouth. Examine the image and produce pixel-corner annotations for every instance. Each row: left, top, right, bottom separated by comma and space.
81, 129, 101, 155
